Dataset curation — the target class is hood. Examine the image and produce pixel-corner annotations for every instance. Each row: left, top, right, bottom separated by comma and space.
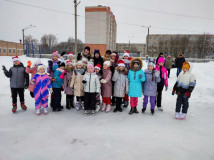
129, 57, 143, 71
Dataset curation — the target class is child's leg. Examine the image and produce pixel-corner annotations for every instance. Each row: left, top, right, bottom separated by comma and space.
11, 88, 18, 104
69, 95, 74, 108
84, 92, 90, 110
81, 96, 84, 109
42, 98, 49, 109
89, 93, 96, 111
156, 85, 164, 108
175, 95, 183, 113
66, 94, 71, 109
130, 97, 135, 107
143, 96, 149, 108
150, 96, 156, 110
53, 88, 61, 111
134, 97, 138, 107
75, 96, 81, 110
102, 97, 107, 111
106, 97, 111, 105
182, 97, 189, 114
35, 95, 42, 109
18, 88, 27, 110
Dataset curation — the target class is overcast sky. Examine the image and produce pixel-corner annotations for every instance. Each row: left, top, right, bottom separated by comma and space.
1, 0, 214, 44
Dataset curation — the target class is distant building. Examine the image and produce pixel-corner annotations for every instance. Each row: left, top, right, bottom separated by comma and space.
116, 43, 146, 57
85, 5, 117, 55
0, 40, 23, 56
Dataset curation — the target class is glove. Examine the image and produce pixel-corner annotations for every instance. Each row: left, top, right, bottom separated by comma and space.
183, 92, 191, 98
82, 80, 87, 84
27, 60, 32, 67
172, 88, 176, 95
100, 79, 107, 84
139, 74, 143, 79
2, 65, 6, 71
155, 71, 160, 77
24, 83, 29, 89
51, 78, 56, 82
61, 51, 66, 56
96, 93, 100, 98
165, 86, 168, 91
49, 88, 53, 94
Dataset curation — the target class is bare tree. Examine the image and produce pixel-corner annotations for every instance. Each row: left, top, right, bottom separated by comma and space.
40, 34, 57, 48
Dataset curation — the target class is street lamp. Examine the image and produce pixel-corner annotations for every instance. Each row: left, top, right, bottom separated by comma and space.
142, 25, 151, 57
22, 24, 36, 55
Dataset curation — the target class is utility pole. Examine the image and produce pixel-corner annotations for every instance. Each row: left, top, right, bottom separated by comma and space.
142, 26, 151, 57
74, 0, 81, 62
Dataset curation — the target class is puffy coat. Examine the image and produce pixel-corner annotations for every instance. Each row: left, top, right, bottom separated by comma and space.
25, 66, 37, 92
165, 57, 173, 69
63, 67, 74, 95
155, 65, 168, 87
128, 58, 146, 97
143, 69, 161, 97
3, 63, 29, 88
101, 69, 112, 97
83, 72, 100, 93
52, 65, 64, 88
112, 67, 129, 97
70, 69, 85, 96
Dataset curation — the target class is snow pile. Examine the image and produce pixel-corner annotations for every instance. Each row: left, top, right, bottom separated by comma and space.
0, 56, 214, 160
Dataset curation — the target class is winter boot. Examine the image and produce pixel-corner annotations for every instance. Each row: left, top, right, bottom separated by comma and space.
113, 107, 118, 112
129, 107, 135, 114
157, 107, 163, 111
44, 108, 48, 115
123, 101, 128, 109
12, 103, 17, 113
118, 107, 123, 112
66, 99, 71, 109
81, 101, 85, 110
142, 107, 146, 113
95, 105, 100, 112
70, 97, 74, 108
151, 109, 154, 115
175, 112, 180, 119
102, 103, 106, 112
36, 109, 41, 115
75, 101, 81, 110
20, 102, 27, 110
180, 113, 187, 120
106, 105, 111, 112
134, 107, 139, 114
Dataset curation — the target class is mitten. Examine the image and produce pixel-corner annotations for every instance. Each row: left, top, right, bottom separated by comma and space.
82, 80, 87, 84
2, 65, 6, 71
100, 79, 107, 83
172, 88, 176, 95
27, 60, 32, 67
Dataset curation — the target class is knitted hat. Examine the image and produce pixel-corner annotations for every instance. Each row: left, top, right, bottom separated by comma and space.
157, 57, 165, 64
104, 61, 111, 67
148, 62, 155, 67
117, 59, 125, 67
84, 46, 90, 52
94, 49, 100, 54
182, 62, 190, 71
68, 52, 74, 58
37, 63, 46, 70
76, 61, 83, 66
66, 60, 73, 66
82, 57, 88, 63
12, 56, 20, 62
123, 50, 130, 57
111, 52, 117, 57
95, 64, 101, 70
87, 64, 94, 73
52, 51, 60, 58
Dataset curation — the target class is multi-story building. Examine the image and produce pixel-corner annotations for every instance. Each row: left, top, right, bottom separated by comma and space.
146, 34, 214, 58
116, 43, 146, 57
85, 5, 117, 56
0, 40, 23, 56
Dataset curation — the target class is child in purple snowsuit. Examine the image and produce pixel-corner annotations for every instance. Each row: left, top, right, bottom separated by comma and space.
142, 62, 160, 115
31, 64, 52, 115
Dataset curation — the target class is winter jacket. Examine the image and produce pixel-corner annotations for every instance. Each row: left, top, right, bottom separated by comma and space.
128, 58, 146, 97
165, 57, 173, 69
101, 69, 112, 97
47, 60, 58, 77
155, 65, 168, 87
32, 73, 52, 100
3, 63, 29, 88
83, 72, 100, 93
52, 65, 64, 88
70, 69, 85, 96
175, 57, 186, 69
25, 66, 37, 92
123, 59, 130, 71
63, 67, 74, 95
112, 67, 129, 97
143, 69, 161, 97
173, 63, 196, 97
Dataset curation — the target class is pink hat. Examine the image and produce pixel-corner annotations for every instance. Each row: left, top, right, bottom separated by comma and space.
157, 57, 165, 64
87, 64, 94, 73
123, 50, 130, 57
52, 51, 60, 58
12, 56, 20, 62
117, 59, 125, 67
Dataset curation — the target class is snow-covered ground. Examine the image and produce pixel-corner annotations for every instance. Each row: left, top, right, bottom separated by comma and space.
0, 56, 214, 160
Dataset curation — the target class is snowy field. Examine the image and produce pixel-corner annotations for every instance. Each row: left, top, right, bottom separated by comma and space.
0, 56, 214, 160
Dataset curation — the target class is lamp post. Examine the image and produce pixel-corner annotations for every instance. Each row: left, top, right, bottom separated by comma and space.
128, 36, 134, 51
142, 25, 151, 57
22, 24, 36, 55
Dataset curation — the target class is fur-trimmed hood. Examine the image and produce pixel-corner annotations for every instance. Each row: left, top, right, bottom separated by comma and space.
115, 67, 128, 75
129, 57, 143, 71
65, 66, 74, 72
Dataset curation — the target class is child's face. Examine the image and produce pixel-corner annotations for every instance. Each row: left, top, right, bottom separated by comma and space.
69, 56, 73, 61
111, 55, 116, 60
67, 64, 73, 69
159, 62, 164, 66
60, 66, 65, 70
95, 69, 100, 73
103, 64, 109, 70
84, 49, 89, 55
95, 53, 99, 58
38, 68, 45, 74
52, 56, 58, 61
119, 66, 124, 70
124, 56, 128, 60
134, 63, 139, 69
76, 64, 82, 69
105, 54, 110, 58
183, 68, 187, 72
87, 67, 94, 73
148, 65, 154, 70
14, 60, 20, 66
83, 61, 87, 65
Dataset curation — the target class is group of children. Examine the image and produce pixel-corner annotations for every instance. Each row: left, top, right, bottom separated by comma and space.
2, 46, 196, 119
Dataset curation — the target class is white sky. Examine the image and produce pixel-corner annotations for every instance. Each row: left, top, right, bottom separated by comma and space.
0, 0, 214, 44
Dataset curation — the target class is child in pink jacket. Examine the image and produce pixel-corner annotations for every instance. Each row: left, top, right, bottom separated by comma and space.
155, 57, 168, 111
25, 59, 41, 98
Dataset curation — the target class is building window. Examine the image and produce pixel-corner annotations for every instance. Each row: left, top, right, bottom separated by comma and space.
13, 48, 16, 54
21, 50, 23, 53
0, 48, 1, 53
18, 50, 20, 54
9, 48, 12, 54
3, 48, 7, 53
